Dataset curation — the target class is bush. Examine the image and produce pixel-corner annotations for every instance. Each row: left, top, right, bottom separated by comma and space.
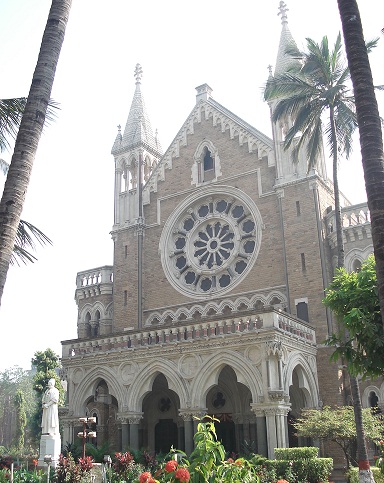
274, 447, 319, 460
347, 466, 384, 483
264, 458, 333, 483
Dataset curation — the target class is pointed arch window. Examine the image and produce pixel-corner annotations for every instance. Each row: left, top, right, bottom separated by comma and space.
192, 140, 221, 185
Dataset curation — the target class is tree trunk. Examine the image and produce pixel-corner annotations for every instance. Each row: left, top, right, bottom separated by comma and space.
330, 106, 344, 269
350, 375, 374, 483
0, 0, 72, 305
337, 0, 384, 330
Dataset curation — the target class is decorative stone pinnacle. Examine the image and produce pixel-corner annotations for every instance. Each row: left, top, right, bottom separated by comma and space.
117, 124, 121, 133
278, 1, 289, 25
134, 63, 143, 83
267, 64, 273, 76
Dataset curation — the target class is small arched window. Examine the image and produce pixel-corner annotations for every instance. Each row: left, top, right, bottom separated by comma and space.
352, 259, 362, 272
202, 146, 215, 181
369, 391, 379, 412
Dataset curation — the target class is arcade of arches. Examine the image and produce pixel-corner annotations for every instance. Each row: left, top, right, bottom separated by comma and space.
61, 338, 318, 458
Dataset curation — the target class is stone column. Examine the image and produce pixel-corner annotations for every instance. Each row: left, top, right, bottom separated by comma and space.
264, 408, 278, 458
128, 415, 143, 451
180, 413, 194, 455
275, 407, 290, 448
120, 418, 129, 450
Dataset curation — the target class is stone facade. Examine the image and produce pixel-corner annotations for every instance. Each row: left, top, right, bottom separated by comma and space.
60, 8, 381, 460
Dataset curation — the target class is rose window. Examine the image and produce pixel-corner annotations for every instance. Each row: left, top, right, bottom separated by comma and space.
160, 188, 262, 299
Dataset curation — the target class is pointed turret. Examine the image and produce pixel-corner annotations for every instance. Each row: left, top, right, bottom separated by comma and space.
268, 2, 328, 184
112, 64, 162, 156
111, 65, 163, 229
274, 1, 297, 76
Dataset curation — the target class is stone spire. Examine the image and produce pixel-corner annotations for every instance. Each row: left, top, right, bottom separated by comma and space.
112, 64, 162, 155
274, 1, 298, 76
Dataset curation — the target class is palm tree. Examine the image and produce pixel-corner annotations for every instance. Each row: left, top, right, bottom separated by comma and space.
336, 3, 384, 482
336, 0, 384, 332
0, 0, 72, 305
264, 34, 374, 482
1, 115, 53, 266
264, 33, 357, 269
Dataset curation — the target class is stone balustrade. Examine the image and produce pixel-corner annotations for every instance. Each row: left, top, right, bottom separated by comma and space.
62, 311, 316, 359
326, 202, 370, 235
76, 266, 114, 288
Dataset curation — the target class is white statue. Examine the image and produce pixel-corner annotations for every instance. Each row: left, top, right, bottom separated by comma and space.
41, 378, 60, 435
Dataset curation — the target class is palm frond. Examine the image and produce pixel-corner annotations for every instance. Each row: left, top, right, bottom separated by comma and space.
10, 220, 53, 266
0, 158, 9, 175
0, 97, 60, 152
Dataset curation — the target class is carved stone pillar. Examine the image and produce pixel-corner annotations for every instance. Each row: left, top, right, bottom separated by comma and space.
275, 406, 290, 448
251, 405, 268, 457
128, 414, 143, 451
119, 417, 129, 450
179, 412, 194, 455
264, 408, 278, 458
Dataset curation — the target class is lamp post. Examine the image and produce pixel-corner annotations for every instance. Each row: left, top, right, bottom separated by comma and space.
77, 417, 97, 459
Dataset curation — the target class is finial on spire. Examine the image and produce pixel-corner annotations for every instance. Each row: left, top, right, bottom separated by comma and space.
134, 63, 143, 84
117, 124, 121, 133
278, 1, 289, 25
267, 64, 273, 76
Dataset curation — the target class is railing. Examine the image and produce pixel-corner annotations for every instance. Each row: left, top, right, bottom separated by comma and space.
76, 266, 114, 289
62, 311, 316, 359
326, 202, 370, 235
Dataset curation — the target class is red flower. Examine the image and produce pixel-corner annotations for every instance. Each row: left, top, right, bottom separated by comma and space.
165, 460, 178, 472
32, 459, 38, 467
227, 458, 234, 464
139, 472, 153, 483
175, 467, 190, 482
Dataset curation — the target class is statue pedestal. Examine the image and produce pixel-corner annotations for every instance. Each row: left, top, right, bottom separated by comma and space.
38, 434, 61, 468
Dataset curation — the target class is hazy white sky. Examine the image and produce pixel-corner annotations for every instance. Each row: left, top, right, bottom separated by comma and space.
0, 0, 383, 371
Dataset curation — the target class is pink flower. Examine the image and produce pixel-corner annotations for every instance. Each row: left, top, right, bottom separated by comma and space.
165, 460, 178, 472
175, 467, 190, 482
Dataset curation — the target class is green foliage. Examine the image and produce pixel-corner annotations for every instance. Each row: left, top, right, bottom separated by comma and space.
13, 390, 27, 451
158, 416, 260, 483
294, 405, 384, 468
274, 447, 319, 460
262, 455, 333, 483
111, 451, 144, 483
264, 33, 357, 170
348, 466, 384, 483
31, 349, 64, 403
0, 367, 38, 451
323, 255, 384, 379
84, 441, 111, 463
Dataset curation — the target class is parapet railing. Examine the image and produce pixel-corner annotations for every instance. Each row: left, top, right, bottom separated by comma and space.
62, 311, 316, 359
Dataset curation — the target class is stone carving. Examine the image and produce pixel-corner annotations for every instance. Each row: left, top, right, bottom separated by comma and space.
266, 340, 283, 357
41, 379, 60, 435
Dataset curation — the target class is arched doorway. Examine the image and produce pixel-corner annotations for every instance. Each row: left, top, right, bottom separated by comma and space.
206, 365, 253, 455
288, 367, 311, 447
142, 374, 181, 453
83, 379, 119, 450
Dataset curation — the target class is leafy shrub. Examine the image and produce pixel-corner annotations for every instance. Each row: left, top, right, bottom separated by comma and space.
54, 453, 93, 483
264, 457, 333, 483
274, 447, 319, 460
111, 451, 145, 483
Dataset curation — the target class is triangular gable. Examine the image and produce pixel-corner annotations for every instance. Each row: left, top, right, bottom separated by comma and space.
144, 97, 274, 196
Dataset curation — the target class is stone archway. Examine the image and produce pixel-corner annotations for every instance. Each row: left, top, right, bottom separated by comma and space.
83, 379, 119, 450
288, 367, 312, 447
141, 374, 181, 453
205, 365, 254, 455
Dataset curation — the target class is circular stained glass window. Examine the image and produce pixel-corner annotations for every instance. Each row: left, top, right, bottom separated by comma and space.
160, 187, 262, 299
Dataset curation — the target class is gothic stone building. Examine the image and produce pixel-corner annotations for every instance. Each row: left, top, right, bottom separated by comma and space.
60, 7, 380, 458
